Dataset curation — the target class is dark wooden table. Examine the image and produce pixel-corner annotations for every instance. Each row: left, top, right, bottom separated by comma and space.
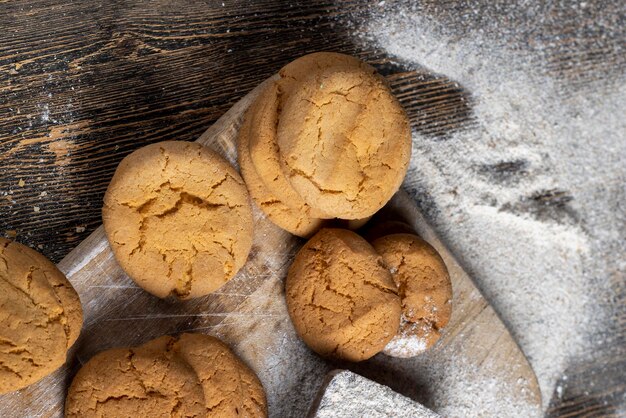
1, 1, 623, 416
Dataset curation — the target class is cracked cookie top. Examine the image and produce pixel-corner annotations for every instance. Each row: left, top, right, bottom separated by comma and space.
174, 333, 267, 417
102, 141, 253, 299
371, 233, 452, 358
0, 238, 83, 394
285, 228, 401, 362
65, 336, 206, 417
65, 334, 268, 418
238, 83, 327, 237
274, 52, 412, 220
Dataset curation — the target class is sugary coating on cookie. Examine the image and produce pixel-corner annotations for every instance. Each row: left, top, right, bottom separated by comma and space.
65, 336, 206, 417
275, 53, 412, 220
238, 83, 327, 237
371, 233, 452, 358
103, 141, 254, 299
0, 238, 83, 394
285, 228, 401, 362
174, 333, 268, 417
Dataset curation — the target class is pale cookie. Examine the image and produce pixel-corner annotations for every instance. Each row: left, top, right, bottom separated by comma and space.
285, 228, 401, 362
174, 333, 268, 417
0, 238, 83, 394
238, 84, 327, 237
65, 336, 206, 417
275, 53, 412, 219
103, 141, 254, 299
371, 233, 452, 358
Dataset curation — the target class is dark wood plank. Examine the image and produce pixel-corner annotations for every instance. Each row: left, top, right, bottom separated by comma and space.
0, 0, 623, 416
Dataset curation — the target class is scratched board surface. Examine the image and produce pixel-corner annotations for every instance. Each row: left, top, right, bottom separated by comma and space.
0, 79, 540, 417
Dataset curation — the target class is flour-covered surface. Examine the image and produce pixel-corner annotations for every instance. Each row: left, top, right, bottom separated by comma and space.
347, 2, 625, 412
309, 370, 440, 418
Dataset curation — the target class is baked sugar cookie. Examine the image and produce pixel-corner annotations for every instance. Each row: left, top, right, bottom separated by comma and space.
103, 141, 253, 299
174, 333, 268, 417
238, 83, 327, 237
65, 336, 206, 418
0, 238, 83, 394
285, 228, 401, 362
65, 334, 268, 418
371, 233, 452, 357
275, 53, 412, 220
247, 54, 365, 220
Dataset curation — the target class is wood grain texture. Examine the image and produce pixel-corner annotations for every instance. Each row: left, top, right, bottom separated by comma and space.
0, 77, 541, 417
0, 0, 623, 416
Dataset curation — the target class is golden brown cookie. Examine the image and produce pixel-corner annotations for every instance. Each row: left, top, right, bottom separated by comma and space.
247, 54, 364, 220
103, 141, 254, 299
275, 53, 412, 220
285, 228, 401, 362
65, 336, 207, 418
238, 84, 327, 237
371, 233, 453, 357
174, 333, 268, 417
65, 334, 268, 418
0, 238, 83, 394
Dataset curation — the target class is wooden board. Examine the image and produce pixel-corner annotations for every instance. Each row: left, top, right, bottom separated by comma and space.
0, 78, 541, 417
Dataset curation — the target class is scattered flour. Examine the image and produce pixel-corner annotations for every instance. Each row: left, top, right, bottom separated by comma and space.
383, 315, 429, 357
351, 4, 624, 411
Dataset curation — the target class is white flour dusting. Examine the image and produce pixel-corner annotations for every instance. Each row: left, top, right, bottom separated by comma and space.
351, 5, 625, 410
383, 315, 428, 357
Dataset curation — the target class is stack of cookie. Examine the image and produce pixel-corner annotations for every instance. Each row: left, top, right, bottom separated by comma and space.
285, 226, 453, 362
0, 238, 83, 394
237, 52, 412, 237
65, 334, 267, 417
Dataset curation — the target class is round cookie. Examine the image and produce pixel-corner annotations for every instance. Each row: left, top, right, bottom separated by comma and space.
371, 233, 453, 357
12, 241, 83, 347
65, 336, 206, 418
238, 84, 327, 237
275, 53, 412, 219
0, 238, 83, 394
174, 333, 268, 417
103, 141, 254, 299
65, 334, 268, 418
247, 53, 365, 220
285, 228, 401, 362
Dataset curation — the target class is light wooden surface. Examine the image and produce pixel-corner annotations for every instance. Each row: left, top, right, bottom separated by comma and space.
0, 77, 541, 417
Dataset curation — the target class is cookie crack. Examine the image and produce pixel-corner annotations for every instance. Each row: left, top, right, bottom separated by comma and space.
340, 259, 397, 294
207, 397, 227, 413
43, 271, 72, 346
212, 239, 235, 276
95, 393, 148, 409
130, 190, 230, 258
0, 361, 22, 378
289, 167, 343, 194
173, 244, 198, 298
127, 349, 151, 396
0, 273, 63, 326
0, 337, 18, 348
